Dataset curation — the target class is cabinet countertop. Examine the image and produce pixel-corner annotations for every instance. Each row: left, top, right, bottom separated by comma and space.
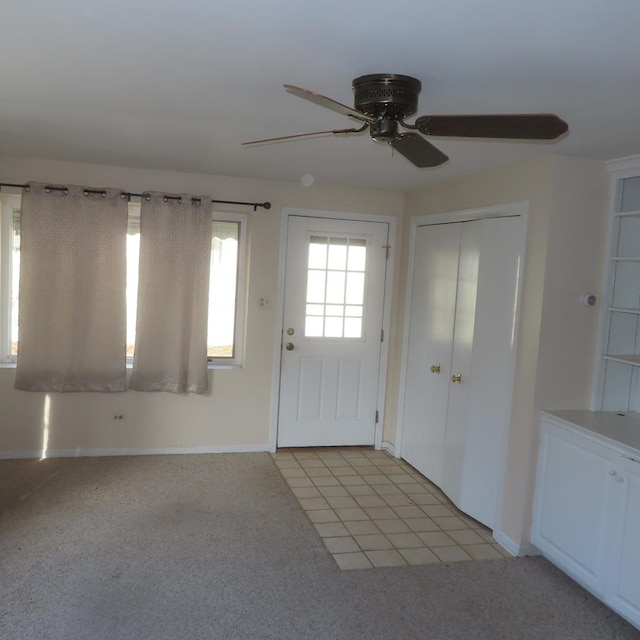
542, 410, 640, 456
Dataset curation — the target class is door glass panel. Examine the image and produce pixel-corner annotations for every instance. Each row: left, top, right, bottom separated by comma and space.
306, 303, 324, 316
325, 317, 344, 337
345, 272, 365, 305
347, 240, 367, 271
305, 316, 324, 337
308, 237, 328, 269
328, 238, 348, 270
305, 236, 367, 338
344, 318, 362, 338
306, 270, 326, 303
326, 271, 346, 303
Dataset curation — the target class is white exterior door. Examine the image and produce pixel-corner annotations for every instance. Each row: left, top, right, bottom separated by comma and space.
277, 215, 389, 447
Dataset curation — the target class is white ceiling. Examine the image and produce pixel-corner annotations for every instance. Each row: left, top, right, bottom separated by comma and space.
2, 0, 640, 191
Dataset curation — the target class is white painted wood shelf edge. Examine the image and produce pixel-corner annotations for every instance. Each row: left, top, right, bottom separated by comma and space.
603, 354, 640, 367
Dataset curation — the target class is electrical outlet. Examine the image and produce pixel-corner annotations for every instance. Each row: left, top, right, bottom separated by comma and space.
258, 296, 271, 309
112, 413, 125, 421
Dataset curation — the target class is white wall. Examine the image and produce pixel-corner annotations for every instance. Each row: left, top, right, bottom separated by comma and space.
0, 157, 405, 456
397, 155, 609, 550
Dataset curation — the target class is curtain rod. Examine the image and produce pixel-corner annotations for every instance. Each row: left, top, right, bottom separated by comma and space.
0, 182, 271, 211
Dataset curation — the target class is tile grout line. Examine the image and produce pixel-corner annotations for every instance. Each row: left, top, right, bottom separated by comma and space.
275, 447, 511, 569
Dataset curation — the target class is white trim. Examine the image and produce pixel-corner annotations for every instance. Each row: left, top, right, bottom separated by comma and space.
606, 154, 640, 178
395, 200, 528, 539
381, 440, 396, 455
214, 211, 249, 367
492, 530, 539, 557
591, 168, 619, 410
0, 443, 270, 460
270, 207, 397, 451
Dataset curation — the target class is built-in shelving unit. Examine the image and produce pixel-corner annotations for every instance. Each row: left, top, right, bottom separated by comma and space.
598, 161, 640, 411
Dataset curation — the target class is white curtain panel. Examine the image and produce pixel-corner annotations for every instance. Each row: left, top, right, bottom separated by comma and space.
129, 194, 212, 394
15, 184, 128, 392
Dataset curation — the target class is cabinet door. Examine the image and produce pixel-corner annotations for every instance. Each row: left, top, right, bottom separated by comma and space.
531, 421, 614, 596
607, 455, 640, 628
401, 223, 460, 486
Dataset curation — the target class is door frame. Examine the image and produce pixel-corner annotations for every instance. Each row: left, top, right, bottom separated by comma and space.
395, 201, 528, 534
269, 207, 397, 452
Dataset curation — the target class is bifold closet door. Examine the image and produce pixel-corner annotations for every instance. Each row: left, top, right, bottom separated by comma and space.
401, 222, 461, 487
401, 215, 522, 530
455, 215, 522, 527
441, 219, 482, 508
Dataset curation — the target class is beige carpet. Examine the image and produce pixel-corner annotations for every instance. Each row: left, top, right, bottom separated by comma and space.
0, 453, 637, 640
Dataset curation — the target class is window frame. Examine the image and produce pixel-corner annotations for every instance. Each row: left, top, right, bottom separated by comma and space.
0, 195, 20, 364
207, 211, 248, 367
0, 196, 248, 368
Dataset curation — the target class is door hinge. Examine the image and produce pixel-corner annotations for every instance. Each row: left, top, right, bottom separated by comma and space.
382, 244, 391, 259
375, 410, 379, 424
380, 329, 384, 343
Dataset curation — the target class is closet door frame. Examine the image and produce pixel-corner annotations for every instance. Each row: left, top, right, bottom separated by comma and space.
396, 201, 528, 535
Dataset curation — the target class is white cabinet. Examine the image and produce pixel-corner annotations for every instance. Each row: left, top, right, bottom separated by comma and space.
598, 165, 640, 412
607, 454, 640, 626
400, 212, 523, 529
532, 411, 640, 630
531, 417, 614, 595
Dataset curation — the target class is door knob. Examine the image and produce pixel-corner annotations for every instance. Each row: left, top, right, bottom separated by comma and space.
430, 364, 441, 374
451, 374, 462, 383
285, 342, 295, 351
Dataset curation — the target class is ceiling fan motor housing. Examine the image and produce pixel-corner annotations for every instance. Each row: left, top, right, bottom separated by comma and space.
352, 74, 422, 120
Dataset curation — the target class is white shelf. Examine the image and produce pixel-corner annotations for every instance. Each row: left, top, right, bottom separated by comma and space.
604, 354, 640, 367
599, 168, 640, 413
609, 307, 640, 315
615, 210, 640, 218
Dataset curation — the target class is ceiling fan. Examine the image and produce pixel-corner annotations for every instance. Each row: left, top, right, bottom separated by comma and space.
242, 74, 569, 168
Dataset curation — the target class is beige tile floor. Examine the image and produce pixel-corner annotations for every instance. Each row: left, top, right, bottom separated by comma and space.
273, 447, 512, 570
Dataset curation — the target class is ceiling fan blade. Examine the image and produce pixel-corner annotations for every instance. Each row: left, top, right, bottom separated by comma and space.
415, 114, 568, 140
284, 84, 374, 124
391, 133, 449, 168
242, 126, 367, 146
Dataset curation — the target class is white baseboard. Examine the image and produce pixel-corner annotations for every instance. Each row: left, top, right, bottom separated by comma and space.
0, 444, 271, 460
492, 529, 540, 557
381, 440, 396, 456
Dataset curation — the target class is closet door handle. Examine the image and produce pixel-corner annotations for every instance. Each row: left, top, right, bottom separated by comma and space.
451, 374, 462, 383
430, 364, 441, 374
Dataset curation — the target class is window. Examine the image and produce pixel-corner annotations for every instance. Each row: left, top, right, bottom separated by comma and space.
0, 195, 247, 366
0, 195, 20, 362
304, 235, 367, 338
